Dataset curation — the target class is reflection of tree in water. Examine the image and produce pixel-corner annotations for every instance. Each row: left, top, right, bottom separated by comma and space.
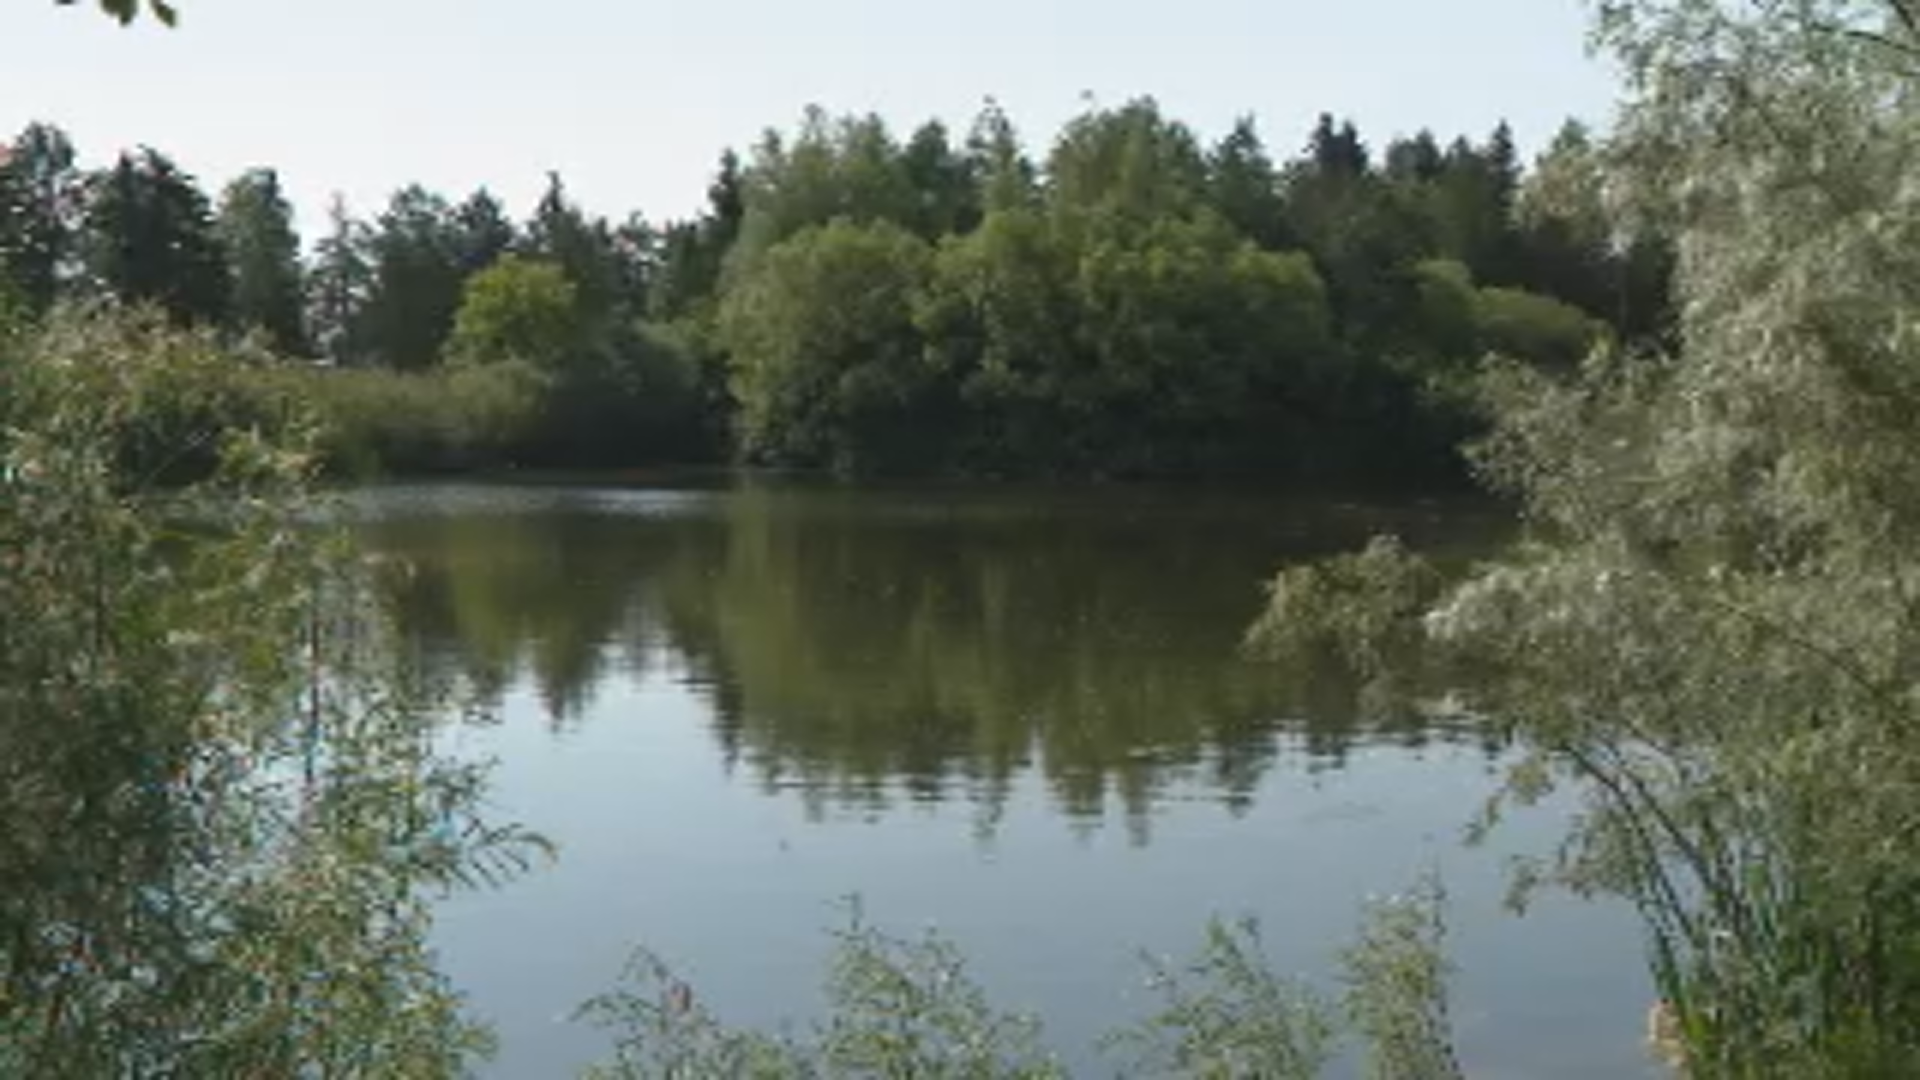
365, 482, 1508, 835
375, 503, 690, 726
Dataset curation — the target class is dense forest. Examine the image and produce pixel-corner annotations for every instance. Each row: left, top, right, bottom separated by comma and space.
0, 103, 1670, 481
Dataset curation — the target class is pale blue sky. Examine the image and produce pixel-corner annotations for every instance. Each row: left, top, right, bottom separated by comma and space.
0, 0, 1618, 232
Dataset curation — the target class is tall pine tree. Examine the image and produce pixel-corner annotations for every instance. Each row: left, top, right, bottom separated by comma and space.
0, 123, 79, 316
82, 148, 229, 327
307, 195, 373, 366
217, 168, 306, 353
361, 185, 464, 370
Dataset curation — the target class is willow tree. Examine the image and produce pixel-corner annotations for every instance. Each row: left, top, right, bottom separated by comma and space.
1254, 1, 1920, 1073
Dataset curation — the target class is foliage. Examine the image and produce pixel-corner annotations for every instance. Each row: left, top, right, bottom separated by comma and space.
721, 218, 939, 473
915, 206, 1076, 472
967, 102, 1039, 215
1472, 284, 1605, 372
585, 886, 1461, 1080
922, 205, 1336, 476
1117, 884, 1469, 1079
308, 195, 375, 366
1046, 99, 1207, 220
360, 185, 466, 371
218, 168, 308, 355
901, 120, 982, 239
1207, 117, 1290, 250
3, 91, 1669, 480
525, 173, 628, 324
521, 317, 712, 467
450, 189, 517, 277
1247, 1, 1920, 1073
0, 124, 78, 317
1109, 919, 1336, 1078
1061, 211, 1334, 475
80, 149, 230, 327
1406, 259, 1480, 367
729, 110, 925, 263
1246, 535, 1445, 688
1340, 879, 1462, 1080
285, 360, 544, 475
649, 151, 743, 323
581, 908, 1063, 1080
74, 0, 178, 25
0, 306, 545, 1075
447, 254, 582, 372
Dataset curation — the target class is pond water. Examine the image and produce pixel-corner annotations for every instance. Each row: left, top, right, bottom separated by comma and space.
348, 477, 1654, 1078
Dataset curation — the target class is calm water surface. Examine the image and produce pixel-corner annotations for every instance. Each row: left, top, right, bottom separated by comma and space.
347, 477, 1654, 1078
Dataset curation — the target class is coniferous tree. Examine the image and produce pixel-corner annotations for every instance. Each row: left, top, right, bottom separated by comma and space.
82, 148, 229, 327
307, 195, 374, 366
0, 80, 1680, 480
966, 101, 1038, 214
1307, 114, 1369, 179
361, 185, 464, 370
707, 149, 746, 248
1207, 117, 1290, 250
217, 168, 306, 354
1383, 130, 1445, 184
649, 151, 744, 321
607, 213, 658, 317
1513, 119, 1673, 346
449, 189, 516, 278
1422, 124, 1521, 283
901, 120, 981, 239
835, 115, 917, 228
525, 173, 620, 324
1285, 116, 1425, 340
0, 123, 79, 316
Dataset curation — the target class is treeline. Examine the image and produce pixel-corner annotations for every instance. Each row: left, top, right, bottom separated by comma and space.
0, 102, 1670, 480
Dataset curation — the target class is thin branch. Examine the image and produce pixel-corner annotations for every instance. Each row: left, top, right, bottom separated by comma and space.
1830, 24, 1920, 62
1889, 0, 1919, 37
1558, 741, 1704, 947
1686, 587, 1901, 722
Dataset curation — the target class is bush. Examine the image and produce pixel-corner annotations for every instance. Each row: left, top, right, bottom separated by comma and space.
582, 885, 1460, 1080
276, 359, 545, 475
0, 306, 546, 1076
1472, 286, 1604, 373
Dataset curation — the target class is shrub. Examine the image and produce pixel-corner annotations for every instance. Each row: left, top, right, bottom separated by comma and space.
0, 306, 546, 1076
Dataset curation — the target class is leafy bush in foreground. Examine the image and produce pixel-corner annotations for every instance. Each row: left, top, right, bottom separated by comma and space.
1247, 3, 1920, 1073
0, 306, 547, 1076
581, 883, 1459, 1080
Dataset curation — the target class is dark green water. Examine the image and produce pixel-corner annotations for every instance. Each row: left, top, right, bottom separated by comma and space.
349, 477, 1652, 1078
